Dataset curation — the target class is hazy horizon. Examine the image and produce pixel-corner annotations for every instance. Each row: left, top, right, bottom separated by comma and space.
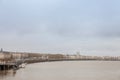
0, 0, 120, 56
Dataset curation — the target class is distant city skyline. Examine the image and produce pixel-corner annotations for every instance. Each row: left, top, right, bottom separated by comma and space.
0, 0, 120, 56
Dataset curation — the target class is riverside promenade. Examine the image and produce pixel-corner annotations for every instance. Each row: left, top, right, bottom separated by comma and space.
0, 49, 120, 70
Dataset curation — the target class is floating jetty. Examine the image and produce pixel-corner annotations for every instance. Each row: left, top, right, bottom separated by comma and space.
0, 60, 26, 70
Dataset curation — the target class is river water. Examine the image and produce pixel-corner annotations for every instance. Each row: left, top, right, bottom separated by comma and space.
0, 61, 120, 80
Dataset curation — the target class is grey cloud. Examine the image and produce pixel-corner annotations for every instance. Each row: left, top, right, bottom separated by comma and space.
97, 24, 120, 38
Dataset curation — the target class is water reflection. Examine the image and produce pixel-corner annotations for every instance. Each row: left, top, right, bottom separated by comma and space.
0, 70, 17, 78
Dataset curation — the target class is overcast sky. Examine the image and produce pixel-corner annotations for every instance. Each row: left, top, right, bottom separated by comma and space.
0, 0, 120, 56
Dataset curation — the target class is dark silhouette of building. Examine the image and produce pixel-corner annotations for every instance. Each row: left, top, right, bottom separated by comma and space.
0, 48, 3, 53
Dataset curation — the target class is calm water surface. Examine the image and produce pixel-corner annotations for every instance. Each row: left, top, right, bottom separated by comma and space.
0, 61, 120, 80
